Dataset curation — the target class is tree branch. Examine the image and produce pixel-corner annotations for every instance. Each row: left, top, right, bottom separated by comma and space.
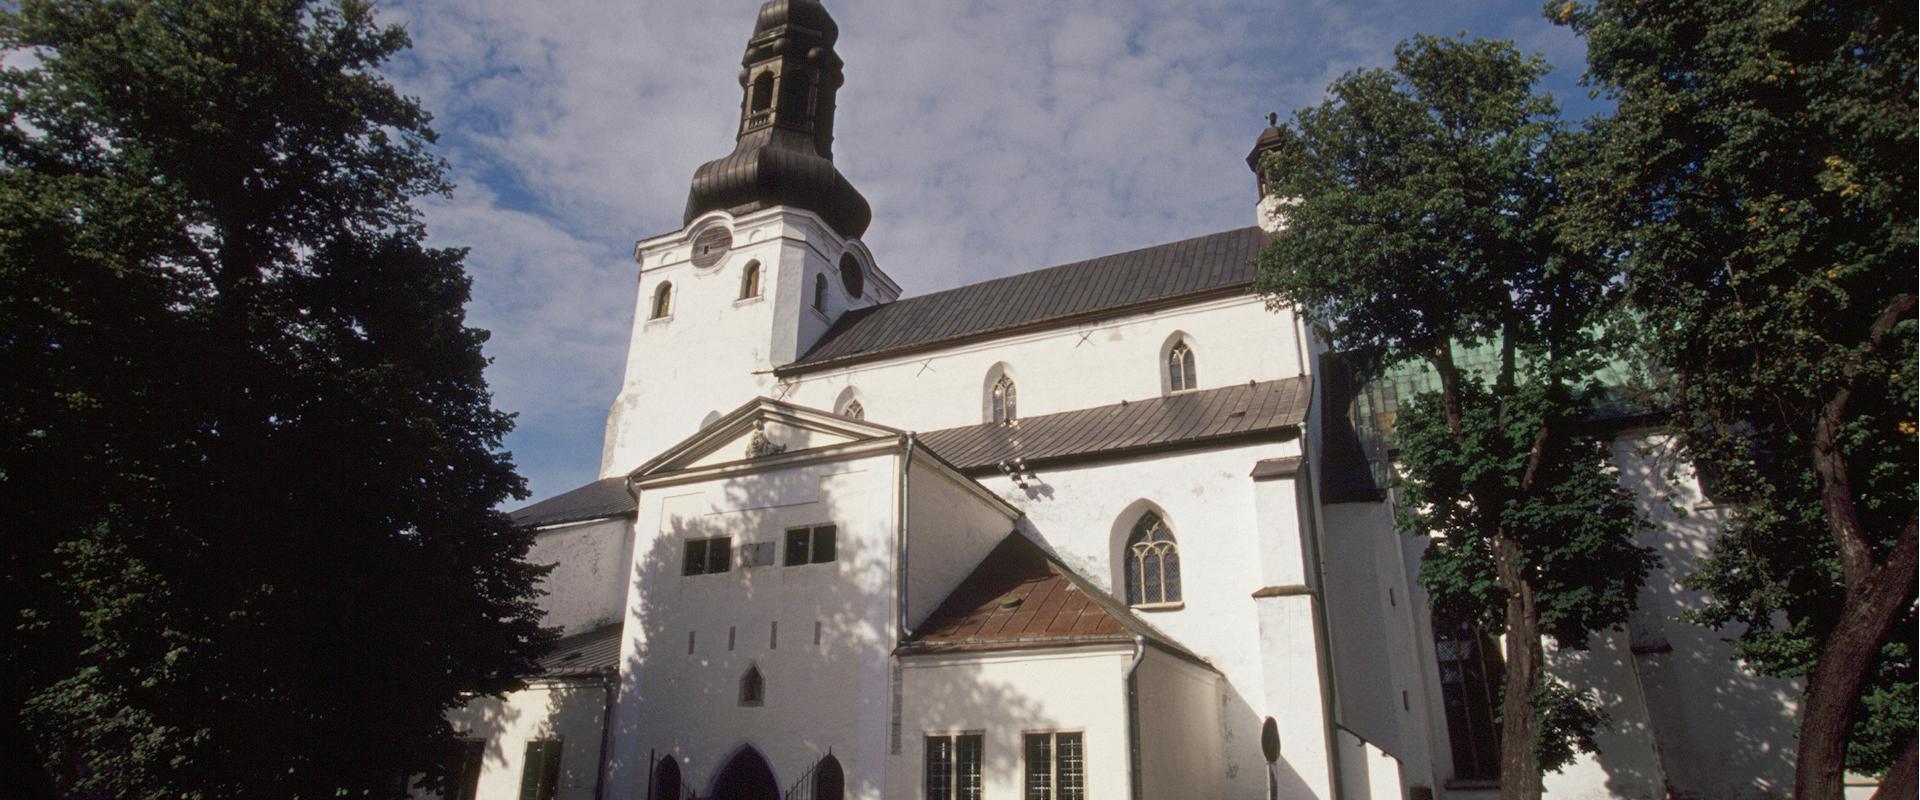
1811, 293, 1915, 592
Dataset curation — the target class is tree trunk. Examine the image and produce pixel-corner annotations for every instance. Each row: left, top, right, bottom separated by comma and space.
1794, 514, 1919, 800
1494, 532, 1545, 800
1868, 737, 1916, 800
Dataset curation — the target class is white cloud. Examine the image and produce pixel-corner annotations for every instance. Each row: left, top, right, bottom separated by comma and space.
376, 0, 1589, 503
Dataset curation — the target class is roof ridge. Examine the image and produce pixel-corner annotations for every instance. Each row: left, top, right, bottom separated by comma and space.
883, 225, 1261, 308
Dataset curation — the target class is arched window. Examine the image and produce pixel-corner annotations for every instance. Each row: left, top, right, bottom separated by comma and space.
813, 754, 845, 800
650, 281, 673, 319
652, 756, 682, 800
739, 665, 765, 706
813, 273, 829, 313
1124, 511, 1181, 607
739, 260, 762, 299
1169, 341, 1197, 392
991, 375, 1017, 424
843, 400, 864, 420
749, 71, 775, 113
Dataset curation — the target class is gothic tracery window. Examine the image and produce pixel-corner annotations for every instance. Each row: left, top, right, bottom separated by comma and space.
843, 399, 864, 420
991, 375, 1017, 424
1169, 341, 1197, 392
1124, 511, 1181, 607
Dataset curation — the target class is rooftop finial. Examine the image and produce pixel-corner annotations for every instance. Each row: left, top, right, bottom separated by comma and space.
1268, 111, 1278, 127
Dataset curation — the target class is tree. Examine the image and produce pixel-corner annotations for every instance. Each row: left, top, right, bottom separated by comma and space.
1557, 0, 1917, 795
1254, 35, 1656, 798
0, 1, 553, 797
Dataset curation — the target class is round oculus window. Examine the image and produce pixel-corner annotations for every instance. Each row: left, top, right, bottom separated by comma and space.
691, 227, 732, 269
839, 252, 865, 299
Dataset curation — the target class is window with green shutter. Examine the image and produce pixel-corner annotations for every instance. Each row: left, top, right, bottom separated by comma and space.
518, 739, 563, 800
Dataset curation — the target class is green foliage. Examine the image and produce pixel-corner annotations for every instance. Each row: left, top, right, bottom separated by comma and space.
1397, 379, 1658, 649
1530, 677, 1606, 773
1558, 0, 1917, 774
0, 1, 552, 797
1255, 34, 1657, 787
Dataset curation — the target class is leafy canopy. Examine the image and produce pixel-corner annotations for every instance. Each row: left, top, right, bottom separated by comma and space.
0, 1, 552, 797
1558, 0, 1916, 776
1256, 34, 1656, 783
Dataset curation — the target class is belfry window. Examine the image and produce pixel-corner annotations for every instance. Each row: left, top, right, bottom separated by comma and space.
650, 281, 673, 319
813, 273, 829, 313
1434, 612, 1502, 780
1123, 512, 1181, 607
992, 375, 1017, 424
739, 665, 765, 706
740, 260, 762, 299
1169, 341, 1197, 392
749, 71, 775, 113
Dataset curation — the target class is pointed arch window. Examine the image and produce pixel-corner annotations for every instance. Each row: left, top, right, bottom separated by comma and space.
739, 665, 765, 706
843, 400, 864, 420
1169, 341, 1197, 392
1124, 511, 1181, 607
813, 273, 829, 313
740, 260, 762, 299
649, 281, 673, 320
991, 375, 1017, 424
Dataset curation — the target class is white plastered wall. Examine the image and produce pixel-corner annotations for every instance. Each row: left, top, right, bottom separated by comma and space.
776, 294, 1309, 436
964, 440, 1316, 800
440, 681, 613, 800
1135, 648, 1227, 798
903, 459, 1020, 630
606, 453, 900, 800
602, 208, 899, 478
889, 648, 1134, 799
529, 517, 635, 636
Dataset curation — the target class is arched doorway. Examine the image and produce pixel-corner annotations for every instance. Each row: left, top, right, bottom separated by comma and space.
710, 747, 778, 800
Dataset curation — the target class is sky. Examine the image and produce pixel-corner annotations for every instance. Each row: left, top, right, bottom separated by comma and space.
373, 0, 1609, 507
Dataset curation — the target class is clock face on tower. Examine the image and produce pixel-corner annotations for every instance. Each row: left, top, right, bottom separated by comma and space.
691, 227, 732, 269
839, 252, 864, 299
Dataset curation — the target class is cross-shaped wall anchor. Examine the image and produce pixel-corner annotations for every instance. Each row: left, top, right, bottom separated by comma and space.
916, 359, 935, 376
1075, 331, 1094, 348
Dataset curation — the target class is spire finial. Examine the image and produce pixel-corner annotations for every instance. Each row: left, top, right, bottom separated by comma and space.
1267, 111, 1278, 127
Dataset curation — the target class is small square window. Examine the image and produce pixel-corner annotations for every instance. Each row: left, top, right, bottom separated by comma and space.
683, 537, 733, 576
784, 525, 838, 567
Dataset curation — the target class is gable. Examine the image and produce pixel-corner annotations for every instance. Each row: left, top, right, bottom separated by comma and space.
634, 397, 903, 477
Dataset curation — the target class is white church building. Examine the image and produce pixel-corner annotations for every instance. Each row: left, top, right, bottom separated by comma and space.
429, 2, 1819, 799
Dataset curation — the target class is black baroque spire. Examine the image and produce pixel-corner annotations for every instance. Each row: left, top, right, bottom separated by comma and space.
683, 0, 872, 239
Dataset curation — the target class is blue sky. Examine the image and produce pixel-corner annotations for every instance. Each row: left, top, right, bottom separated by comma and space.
374, 0, 1607, 506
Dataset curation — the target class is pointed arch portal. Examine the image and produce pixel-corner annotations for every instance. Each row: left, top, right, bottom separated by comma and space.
710, 748, 778, 800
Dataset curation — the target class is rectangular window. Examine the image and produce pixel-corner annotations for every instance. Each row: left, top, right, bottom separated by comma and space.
448, 738, 485, 800
925, 733, 984, 800
518, 739, 562, 800
682, 536, 732, 576
783, 524, 837, 566
1023, 732, 1084, 800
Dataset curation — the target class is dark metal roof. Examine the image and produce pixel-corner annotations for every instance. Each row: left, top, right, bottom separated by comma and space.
510, 476, 635, 528
899, 533, 1209, 668
683, 0, 870, 237
917, 376, 1311, 475
780, 227, 1272, 374
537, 623, 622, 679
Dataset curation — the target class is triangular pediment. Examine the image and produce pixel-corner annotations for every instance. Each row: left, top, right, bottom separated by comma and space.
632, 397, 904, 477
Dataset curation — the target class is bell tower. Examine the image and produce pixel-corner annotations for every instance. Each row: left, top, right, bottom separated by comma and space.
599, 0, 899, 478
